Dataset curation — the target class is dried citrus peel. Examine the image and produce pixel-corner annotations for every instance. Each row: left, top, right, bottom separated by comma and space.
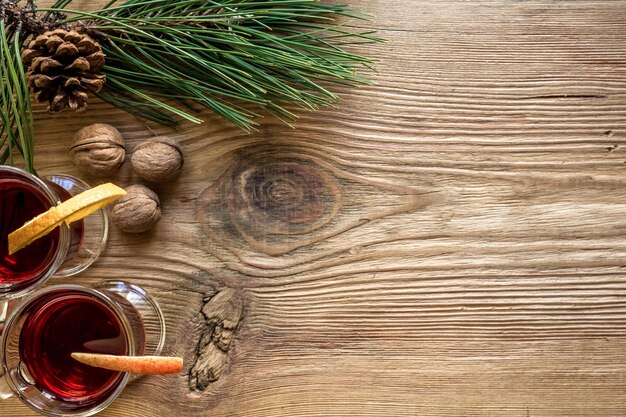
8, 183, 126, 255
71, 353, 183, 375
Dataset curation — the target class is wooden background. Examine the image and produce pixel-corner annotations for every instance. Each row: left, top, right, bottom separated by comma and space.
3, 0, 626, 415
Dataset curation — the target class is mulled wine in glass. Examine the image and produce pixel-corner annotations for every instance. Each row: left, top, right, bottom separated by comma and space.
0, 281, 165, 416
0, 166, 108, 302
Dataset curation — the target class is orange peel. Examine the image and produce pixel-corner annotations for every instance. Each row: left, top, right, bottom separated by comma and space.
8, 182, 126, 255
71, 353, 183, 375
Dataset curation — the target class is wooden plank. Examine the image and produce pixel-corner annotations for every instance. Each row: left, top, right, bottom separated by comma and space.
2, 0, 626, 416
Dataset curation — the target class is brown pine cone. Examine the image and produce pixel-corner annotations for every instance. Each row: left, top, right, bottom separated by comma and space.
21, 29, 106, 113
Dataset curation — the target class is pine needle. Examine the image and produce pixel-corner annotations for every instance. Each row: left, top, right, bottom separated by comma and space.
0, 15, 35, 173
2, 0, 383, 171
42, 0, 383, 130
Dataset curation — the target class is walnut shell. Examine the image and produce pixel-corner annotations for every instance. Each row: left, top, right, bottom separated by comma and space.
110, 185, 161, 233
131, 137, 183, 183
69, 123, 125, 177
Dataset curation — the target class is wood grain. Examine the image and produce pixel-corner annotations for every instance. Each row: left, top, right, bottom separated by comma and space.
3, 0, 626, 416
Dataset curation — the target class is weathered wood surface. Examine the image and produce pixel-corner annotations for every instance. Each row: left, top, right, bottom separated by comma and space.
4, 0, 626, 415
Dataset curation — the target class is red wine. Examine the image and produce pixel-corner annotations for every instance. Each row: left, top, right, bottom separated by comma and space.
0, 178, 59, 285
19, 290, 128, 402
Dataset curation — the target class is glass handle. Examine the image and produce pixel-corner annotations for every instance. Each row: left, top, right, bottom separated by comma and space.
0, 300, 11, 400
0, 377, 12, 400
0, 300, 7, 326
0, 298, 17, 334
0, 300, 14, 400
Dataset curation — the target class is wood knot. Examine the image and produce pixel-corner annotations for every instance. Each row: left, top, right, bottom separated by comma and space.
189, 287, 243, 391
197, 153, 341, 255
196, 146, 442, 268
239, 161, 339, 229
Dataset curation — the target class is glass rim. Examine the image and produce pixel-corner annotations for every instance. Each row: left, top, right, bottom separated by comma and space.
1, 284, 137, 417
42, 173, 110, 278
95, 280, 166, 357
0, 166, 70, 299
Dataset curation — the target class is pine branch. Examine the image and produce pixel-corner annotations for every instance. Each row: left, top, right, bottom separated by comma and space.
0, 3, 35, 173
44, 0, 383, 130
1, 0, 382, 172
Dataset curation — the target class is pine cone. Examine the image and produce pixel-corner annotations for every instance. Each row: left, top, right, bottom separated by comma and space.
21, 29, 106, 113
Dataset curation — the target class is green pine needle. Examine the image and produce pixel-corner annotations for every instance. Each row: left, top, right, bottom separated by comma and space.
2, 0, 382, 171
45, 0, 383, 130
0, 16, 35, 173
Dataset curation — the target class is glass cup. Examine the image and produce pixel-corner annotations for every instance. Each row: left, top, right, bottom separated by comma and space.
0, 165, 109, 301
0, 281, 166, 416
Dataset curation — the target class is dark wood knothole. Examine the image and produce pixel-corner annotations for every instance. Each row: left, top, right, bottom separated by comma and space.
189, 287, 244, 391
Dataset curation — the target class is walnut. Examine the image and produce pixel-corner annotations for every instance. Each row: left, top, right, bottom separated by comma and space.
69, 123, 125, 177
110, 185, 161, 233
131, 137, 183, 183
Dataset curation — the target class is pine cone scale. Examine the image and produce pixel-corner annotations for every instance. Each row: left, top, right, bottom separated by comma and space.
65, 77, 81, 88
64, 31, 83, 43
22, 29, 106, 113
50, 93, 69, 112
49, 29, 68, 38
40, 58, 63, 73
77, 38, 97, 54
45, 35, 64, 52
21, 48, 46, 64
34, 35, 49, 47
30, 56, 46, 72
30, 74, 58, 89
81, 76, 106, 93
73, 91, 89, 102
55, 42, 79, 59
85, 51, 105, 72
66, 57, 90, 72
